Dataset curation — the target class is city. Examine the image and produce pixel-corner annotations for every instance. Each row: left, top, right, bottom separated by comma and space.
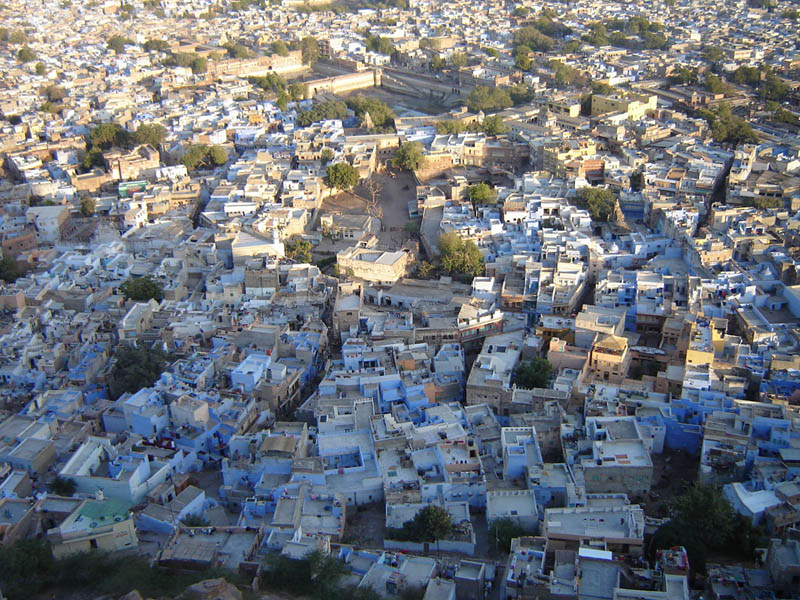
0, 0, 800, 598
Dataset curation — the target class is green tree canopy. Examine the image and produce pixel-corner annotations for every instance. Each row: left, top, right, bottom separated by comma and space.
325, 162, 360, 190
576, 186, 616, 222
392, 505, 454, 543
271, 40, 289, 56
514, 357, 553, 389
296, 100, 348, 127
16, 46, 36, 63
346, 95, 395, 129
394, 141, 426, 171
79, 197, 96, 217
50, 476, 77, 496
491, 518, 533, 553
34, 62, 47, 76
651, 483, 762, 574
450, 52, 467, 68
320, 148, 335, 164
285, 237, 313, 262
88, 123, 131, 150
468, 182, 498, 206
208, 145, 228, 165
107, 34, 134, 54
466, 86, 512, 113
0, 256, 25, 282
513, 26, 554, 51
300, 36, 320, 65
438, 232, 484, 278
132, 123, 167, 147
481, 114, 509, 135
108, 344, 168, 399
699, 103, 758, 145
365, 33, 394, 55
143, 38, 170, 52
120, 275, 164, 302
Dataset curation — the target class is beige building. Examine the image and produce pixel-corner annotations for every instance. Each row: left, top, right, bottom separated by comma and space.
47, 497, 138, 558
589, 334, 631, 382
591, 93, 657, 120
337, 241, 410, 284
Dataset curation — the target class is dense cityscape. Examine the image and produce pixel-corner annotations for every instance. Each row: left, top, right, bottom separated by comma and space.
0, 0, 800, 597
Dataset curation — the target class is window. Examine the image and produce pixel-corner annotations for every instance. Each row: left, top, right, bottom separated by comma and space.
90, 539, 98, 549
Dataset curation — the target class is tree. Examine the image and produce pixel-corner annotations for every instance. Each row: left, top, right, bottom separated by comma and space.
481, 115, 509, 136
132, 123, 167, 147
88, 123, 131, 150
699, 103, 758, 145
514, 358, 553, 389
208, 145, 228, 166
346, 95, 395, 130
34, 62, 46, 76
79, 197, 96, 217
143, 39, 170, 52
703, 45, 724, 63
393, 142, 426, 172
651, 482, 763, 574
120, 275, 164, 302
416, 260, 434, 279
400, 505, 453, 546
325, 162, 360, 190
514, 45, 532, 71
42, 84, 65, 102
404, 220, 420, 237
108, 344, 168, 399
468, 183, 497, 207
296, 100, 348, 127
0, 256, 25, 282
466, 86, 512, 112
181, 514, 210, 527
361, 175, 383, 218
490, 518, 531, 553
270, 39, 289, 56
107, 35, 134, 54
365, 33, 394, 56
50, 476, 77, 496
438, 232, 484, 278
320, 148, 335, 164
17, 46, 36, 63
576, 186, 616, 222
288, 82, 308, 101
513, 26, 554, 51
450, 52, 467, 68
285, 237, 313, 263
308, 550, 348, 600
300, 36, 320, 65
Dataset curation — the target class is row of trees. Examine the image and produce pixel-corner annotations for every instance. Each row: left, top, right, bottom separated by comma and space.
181, 144, 228, 171
0, 538, 247, 600
82, 123, 168, 170
435, 115, 509, 136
